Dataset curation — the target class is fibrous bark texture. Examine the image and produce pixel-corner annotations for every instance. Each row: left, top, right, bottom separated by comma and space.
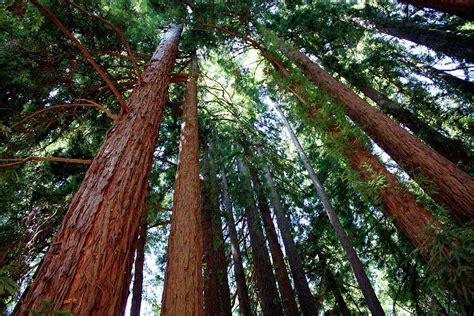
237, 158, 284, 316
201, 140, 232, 316
17, 24, 182, 315
130, 210, 148, 316
220, 168, 253, 316
162, 53, 203, 316
368, 15, 474, 62
357, 83, 472, 168
248, 163, 299, 316
260, 161, 318, 316
280, 46, 474, 224
401, 0, 474, 20
274, 103, 385, 316
260, 45, 437, 259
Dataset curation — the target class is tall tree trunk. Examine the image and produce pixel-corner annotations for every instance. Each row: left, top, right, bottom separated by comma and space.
162, 53, 202, 316
247, 163, 299, 316
262, 43, 437, 260
130, 210, 148, 316
16, 24, 182, 315
401, 0, 474, 20
237, 158, 284, 316
201, 139, 232, 316
273, 103, 385, 316
220, 167, 253, 316
357, 83, 472, 167
259, 158, 318, 316
317, 250, 351, 316
199, 23, 443, 256
278, 43, 474, 224
366, 15, 474, 62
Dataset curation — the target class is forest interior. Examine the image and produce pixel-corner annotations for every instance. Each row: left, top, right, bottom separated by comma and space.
0, 0, 473, 315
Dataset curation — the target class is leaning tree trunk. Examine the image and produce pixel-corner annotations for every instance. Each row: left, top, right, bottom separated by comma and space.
201, 23, 443, 257
277, 42, 474, 224
259, 46, 437, 260
161, 54, 203, 316
366, 15, 474, 62
16, 24, 182, 315
400, 0, 474, 20
357, 83, 472, 167
274, 103, 385, 316
220, 167, 253, 316
201, 139, 232, 316
237, 158, 284, 316
258, 156, 318, 316
247, 163, 299, 316
130, 210, 148, 316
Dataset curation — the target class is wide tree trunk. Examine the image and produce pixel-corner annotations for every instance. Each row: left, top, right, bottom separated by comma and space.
274, 103, 385, 316
16, 24, 182, 315
366, 15, 474, 62
162, 54, 203, 316
247, 164, 299, 316
201, 139, 232, 316
256, 45, 437, 260
258, 157, 318, 316
220, 167, 253, 316
237, 158, 284, 316
401, 0, 474, 20
130, 210, 148, 316
357, 83, 472, 167
278, 44, 474, 224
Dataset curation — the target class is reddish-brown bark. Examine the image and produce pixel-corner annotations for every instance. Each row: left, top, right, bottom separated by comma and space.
401, 0, 474, 20
279, 46, 474, 225
220, 168, 253, 316
260, 44, 439, 259
196, 22, 447, 243
201, 139, 232, 316
130, 211, 148, 316
162, 54, 203, 316
248, 165, 299, 316
237, 158, 284, 316
16, 24, 182, 315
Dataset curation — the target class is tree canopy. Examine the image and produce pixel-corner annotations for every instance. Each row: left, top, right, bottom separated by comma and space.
0, 0, 473, 315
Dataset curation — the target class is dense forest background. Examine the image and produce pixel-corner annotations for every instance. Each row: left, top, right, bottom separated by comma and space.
0, 0, 473, 315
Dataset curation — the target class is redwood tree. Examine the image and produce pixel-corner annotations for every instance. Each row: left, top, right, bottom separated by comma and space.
220, 167, 252, 316
247, 162, 299, 316
161, 54, 203, 316
276, 40, 474, 225
237, 157, 284, 316
201, 139, 232, 316
16, 24, 182, 314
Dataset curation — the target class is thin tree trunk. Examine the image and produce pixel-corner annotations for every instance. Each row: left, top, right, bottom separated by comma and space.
401, 0, 474, 20
264, 45, 437, 260
199, 23, 442, 257
201, 139, 232, 316
247, 164, 299, 316
278, 43, 474, 224
237, 158, 284, 316
259, 158, 318, 316
273, 103, 385, 316
162, 53, 202, 316
317, 251, 351, 316
220, 167, 253, 316
366, 15, 474, 62
130, 210, 148, 316
16, 24, 182, 315
357, 83, 472, 166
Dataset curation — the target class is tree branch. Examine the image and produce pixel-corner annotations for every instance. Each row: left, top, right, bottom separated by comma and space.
30, 0, 129, 113
12, 101, 117, 129
0, 157, 92, 168
65, 0, 143, 85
